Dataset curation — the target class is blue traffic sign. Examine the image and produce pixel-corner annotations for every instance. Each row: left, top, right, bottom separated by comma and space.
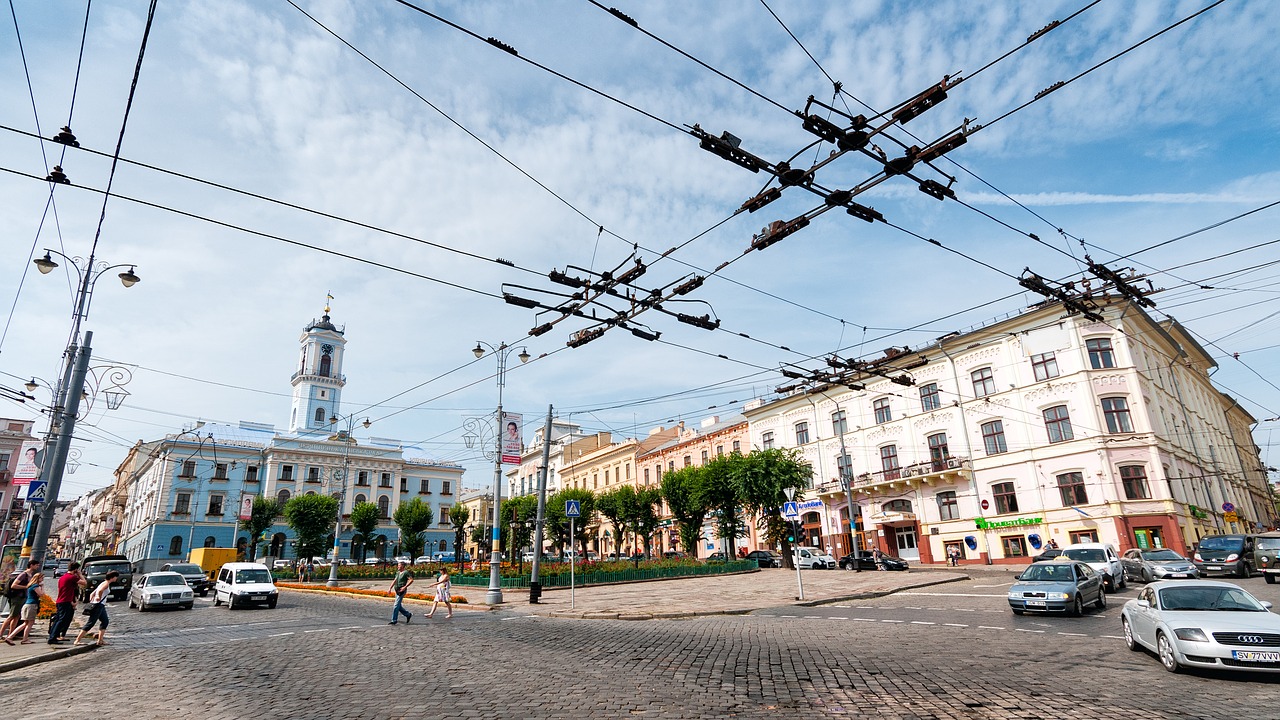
25, 479, 48, 504
565, 500, 581, 518
781, 501, 799, 519
1222, 502, 1235, 513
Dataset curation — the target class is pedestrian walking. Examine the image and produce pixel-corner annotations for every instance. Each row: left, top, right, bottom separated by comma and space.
947, 545, 961, 567
0, 560, 39, 639
306, 560, 315, 583
387, 560, 414, 625
3, 571, 46, 645
74, 570, 118, 647
873, 547, 885, 571
48, 561, 85, 644
425, 568, 452, 619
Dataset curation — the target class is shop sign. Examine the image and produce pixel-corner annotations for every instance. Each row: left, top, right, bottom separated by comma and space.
975, 517, 1042, 530
1224, 511, 1239, 523
1188, 505, 1208, 520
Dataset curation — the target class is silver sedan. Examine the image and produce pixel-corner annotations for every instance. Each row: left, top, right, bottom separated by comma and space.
127, 571, 194, 611
1121, 580, 1280, 673
1121, 548, 1199, 583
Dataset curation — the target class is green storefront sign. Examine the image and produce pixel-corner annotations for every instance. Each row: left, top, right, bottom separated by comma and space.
975, 517, 1043, 530
1188, 505, 1208, 520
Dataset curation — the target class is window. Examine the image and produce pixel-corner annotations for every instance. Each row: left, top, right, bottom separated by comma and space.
716, 445, 724, 457
992, 482, 1019, 514
836, 453, 853, 483
927, 432, 949, 469
873, 398, 892, 424
762, 431, 775, 450
213, 463, 228, 480
380, 472, 392, 488
276, 489, 291, 505
1086, 338, 1115, 369
919, 383, 940, 412
625, 464, 630, 479
246, 465, 259, 482
701, 450, 709, 463
980, 420, 1007, 455
643, 468, 650, 484
668, 461, 675, 471
832, 410, 848, 435
1120, 465, 1151, 500
438, 507, 451, 527
732, 440, 740, 453
419, 479, 430, 494
1102, 397, 1133, 433
971, 367, 996, 398
441, 480, 451, 495
319, 346, 332, 377
1070, 530, 1099, 544
1043, 405, 1074, 443
883, 499, 912, 513
203, 536, 216, 548
793, 422, 809, 445
307, 467, 321, 483
314, 407, 326, 424
683, 455, 692, 468
936, 491, 959, 520
1031, 352, 1059, 381
1001, 536, 1028, 557
281, 465, 294, 481
181, 460, 196, 477
377, 496, 390, 518
1057, 471, 1088, 506
174, 493, 191, 515
400, 477, 408, 492
169, 536, 183, 556
208, 495, 224, 516
880, 445, 900, 479
354, 493, 367, 505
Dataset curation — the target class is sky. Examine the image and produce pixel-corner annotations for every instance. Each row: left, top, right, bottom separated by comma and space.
3, 0, 1279, 501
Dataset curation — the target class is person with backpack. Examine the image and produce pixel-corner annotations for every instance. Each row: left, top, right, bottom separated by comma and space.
3, 571, 46, 645
0, 560, 39, 639
74, 570, 118, 646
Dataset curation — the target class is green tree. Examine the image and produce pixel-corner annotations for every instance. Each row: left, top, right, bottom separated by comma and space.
283, 494, 339, 561
393, 497, 434, 561
548, 488, 596, 558
449, 504, 471, 570
502, 494, 539, 572
349, 501, 381, 562
631, 486, 663, 562
238, 496, 281, 561
734, 447, 813, 569
595, 486, 634, 556
661, 465, 709, 557
702, 454, 748, 560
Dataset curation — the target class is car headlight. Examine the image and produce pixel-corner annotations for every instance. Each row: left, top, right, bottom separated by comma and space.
1046, 592, 1070, 600
1007, 591, 1021, 599
1174, 628, 1209, 642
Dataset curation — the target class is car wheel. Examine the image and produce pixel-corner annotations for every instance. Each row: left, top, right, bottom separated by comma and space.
1237, 562, 1250, 579
1266, 575, 1276, 585
228, 596, 238, 610
1157, 632, 1182, 673
1122, 617, 1140, 651
1118, 573, 1127, 590
127, 596, 136, 609
267, 598, 277, 609
1070, 595, 1084, 617
1095, 588, 1106, 610
1142, 568, 1152, 583
213, 593, 222, 607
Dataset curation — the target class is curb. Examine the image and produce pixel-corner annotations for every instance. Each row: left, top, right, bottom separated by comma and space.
798, 574, 972, 607
277, 584, 493, 612
0, 643, 97, 674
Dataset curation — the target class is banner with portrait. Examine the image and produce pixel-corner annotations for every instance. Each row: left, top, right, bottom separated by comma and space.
12, 440, 42, 486
500, 412, 522, 465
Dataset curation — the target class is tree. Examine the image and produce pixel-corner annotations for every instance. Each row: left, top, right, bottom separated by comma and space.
393, 497, 434, 561
661, 465, 709, 557
631, 487, 663, 562
449, 504, 470, 570
283, 494, 339, 561
502, 494, 539, 573
595, 486, 633, 557
702, 454, 748, 560
349, 501, 381, 562
734, 447, 813, 569
238, 496, 281, 561
549, 488, 596, 558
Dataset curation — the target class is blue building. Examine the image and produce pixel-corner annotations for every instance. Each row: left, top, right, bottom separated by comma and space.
115, 307, 464, 571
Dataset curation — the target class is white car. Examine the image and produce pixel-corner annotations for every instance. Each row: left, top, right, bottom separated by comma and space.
213, 562, 279, 610
795, 547, 836, 569
413, 555, 433, 565
1062, 542, 1127, 592
128, 571, 194, 611
1122, 580, 1280, 673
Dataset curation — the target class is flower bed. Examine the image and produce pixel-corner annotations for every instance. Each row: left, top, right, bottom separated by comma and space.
275, 558, 755, 588
276, 582, 467, 604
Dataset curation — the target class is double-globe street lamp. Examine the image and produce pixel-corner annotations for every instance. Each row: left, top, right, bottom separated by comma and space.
326, 412, 370, 587
24, 249, 138, 565
465, 341, 528, 605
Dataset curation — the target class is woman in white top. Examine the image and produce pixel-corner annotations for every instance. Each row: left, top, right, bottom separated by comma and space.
75, 570, 118, 646
425, 569, 452, 619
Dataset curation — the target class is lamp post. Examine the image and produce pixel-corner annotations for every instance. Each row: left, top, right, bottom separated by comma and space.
24, 250, 138, 566
811, 387, 861, 572
466, 340, 529, 605
326, 412, 370, 587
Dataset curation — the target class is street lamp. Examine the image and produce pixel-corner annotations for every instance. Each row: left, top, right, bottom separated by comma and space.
325, 412, 370, 587
468, 340, 528, 605
24, 248, 138, 566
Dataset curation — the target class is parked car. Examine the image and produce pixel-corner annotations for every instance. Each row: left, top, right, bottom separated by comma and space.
128, 571, 194, 611
795, 547, 836, 569
662, 551, 687, 560
213, 562, 279, 609
1121, 580, 1280, 673
414, 555, 433, 565
744, 550, 782, 568
1193, 534, 1257, 578
1007, 560, 1106, 616
80, 554, 133, 602
272, 559, 292, 570
393, 555, 412, 565
1254, 532, 1280, 584
838, 551, 908, 571
1121, 548, 1198, 583
161, 562, 213, 596
1061, 542, 1126, 592
1031, 548, 1065, 563
54, 559, 71, 578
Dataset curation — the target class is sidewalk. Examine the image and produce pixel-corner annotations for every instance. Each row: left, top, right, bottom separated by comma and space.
0, 636, 97, 674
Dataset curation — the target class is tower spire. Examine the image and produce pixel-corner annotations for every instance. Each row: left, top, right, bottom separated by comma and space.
325, 291, 334, 315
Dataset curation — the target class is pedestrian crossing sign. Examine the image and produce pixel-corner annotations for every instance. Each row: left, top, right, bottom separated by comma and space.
565, 500, 581, 518
26, 479, 48, 504
782, 501, 799, 519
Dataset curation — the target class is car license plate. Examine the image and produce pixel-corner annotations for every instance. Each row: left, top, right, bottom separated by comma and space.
1167, 573, 1187, 578
1207, 566, 1222, 571
250, 595, 264, 600
162, 598, 177, 604
1026, 600, 1046, 607
1232, 650, 1280, 662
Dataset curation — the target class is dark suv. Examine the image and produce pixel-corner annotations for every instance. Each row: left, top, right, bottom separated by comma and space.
161, 562, 212, 596
1193, 534, 1256, 577
745, 550, 783, 568
80, 554, 134, 601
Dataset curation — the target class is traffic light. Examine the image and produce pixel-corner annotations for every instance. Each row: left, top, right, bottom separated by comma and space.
797, 527, 808, 545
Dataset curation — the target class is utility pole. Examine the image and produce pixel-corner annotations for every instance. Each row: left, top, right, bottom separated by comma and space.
529, 406, 553, 603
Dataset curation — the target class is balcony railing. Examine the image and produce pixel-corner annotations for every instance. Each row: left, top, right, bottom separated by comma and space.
853, 456, 969, 488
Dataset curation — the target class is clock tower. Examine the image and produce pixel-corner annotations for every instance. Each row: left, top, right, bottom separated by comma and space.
289, 301, 348, 435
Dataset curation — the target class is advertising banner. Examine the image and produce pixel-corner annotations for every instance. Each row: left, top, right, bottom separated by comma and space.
12, 440, 42, 486
239, 495, 255, 521
500, 412, 522, 465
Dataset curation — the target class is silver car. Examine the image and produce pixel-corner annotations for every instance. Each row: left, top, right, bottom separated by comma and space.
1007, 560, 1106, 616
1121, 580, 1280, 673
1121, 548, 1198, 583
127, 571, 194, 611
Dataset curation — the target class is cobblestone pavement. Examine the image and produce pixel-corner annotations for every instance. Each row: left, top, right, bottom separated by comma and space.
3, 577, 1279, 720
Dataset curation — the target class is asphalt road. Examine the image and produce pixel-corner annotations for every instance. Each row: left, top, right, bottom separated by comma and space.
3, 573, 1279, 719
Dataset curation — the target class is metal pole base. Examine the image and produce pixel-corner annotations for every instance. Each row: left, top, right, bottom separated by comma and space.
529, 580, 542, 604
486, 588, 504, 605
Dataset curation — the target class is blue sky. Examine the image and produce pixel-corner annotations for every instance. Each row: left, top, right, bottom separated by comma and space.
2, 0, 1279, 498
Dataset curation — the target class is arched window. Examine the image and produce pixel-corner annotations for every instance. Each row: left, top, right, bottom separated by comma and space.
270, 532, 287, 558
439, 539, 447, 551
203, 536, 217, 548
319, 346, 333, 377
314, 407, 326, 425
377, 496, 390, 518
169, 536, 183, 556
277, 489, 291, 505
882, 499, 913, 514
354, 494, 367, 505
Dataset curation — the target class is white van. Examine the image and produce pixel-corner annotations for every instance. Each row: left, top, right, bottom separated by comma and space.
213, 562, 279, 609
1061, 542, 1126, 592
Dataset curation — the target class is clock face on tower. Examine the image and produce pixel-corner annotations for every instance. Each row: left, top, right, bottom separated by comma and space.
321, 344, 333, 355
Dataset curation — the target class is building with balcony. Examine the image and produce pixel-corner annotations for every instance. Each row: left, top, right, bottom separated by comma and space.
0, 418, 37, 546
744, 296, 1275, 565
504, 418, 590, 500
